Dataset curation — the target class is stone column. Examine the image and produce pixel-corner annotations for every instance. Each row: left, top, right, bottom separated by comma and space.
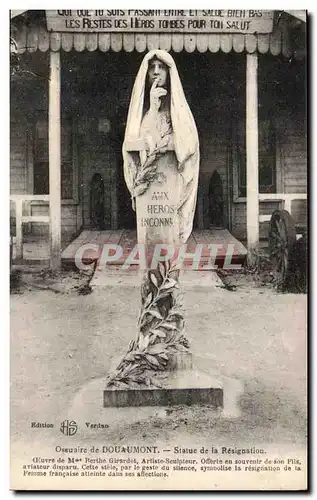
246, 53, 259, 263
106, 143, 192, 389
49, 50, 61, 269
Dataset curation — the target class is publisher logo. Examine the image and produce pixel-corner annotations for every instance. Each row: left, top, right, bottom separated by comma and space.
60, 420, 78, 436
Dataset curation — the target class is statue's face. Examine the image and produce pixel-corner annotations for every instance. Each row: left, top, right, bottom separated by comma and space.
147, 58, 168, 87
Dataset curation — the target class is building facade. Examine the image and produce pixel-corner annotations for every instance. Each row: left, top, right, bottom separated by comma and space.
10, 10, 307, 267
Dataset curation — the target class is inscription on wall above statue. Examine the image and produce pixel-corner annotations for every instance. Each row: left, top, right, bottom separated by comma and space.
46, 10, 274, 33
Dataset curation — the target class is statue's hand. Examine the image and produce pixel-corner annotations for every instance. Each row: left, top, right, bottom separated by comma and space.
143, 134, 156, 156
150, 79, 167, 112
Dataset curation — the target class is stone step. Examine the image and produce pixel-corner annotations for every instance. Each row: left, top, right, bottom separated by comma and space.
90, 267, 224, 288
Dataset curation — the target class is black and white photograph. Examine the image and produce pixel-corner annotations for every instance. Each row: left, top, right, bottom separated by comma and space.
9, 9, 307, 491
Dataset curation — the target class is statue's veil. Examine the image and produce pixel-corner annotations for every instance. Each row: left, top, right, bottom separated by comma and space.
122, 49, 200, 243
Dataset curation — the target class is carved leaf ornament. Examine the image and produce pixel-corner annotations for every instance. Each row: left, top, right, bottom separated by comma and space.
132, 135, 170, 198
106, 260, 189, 388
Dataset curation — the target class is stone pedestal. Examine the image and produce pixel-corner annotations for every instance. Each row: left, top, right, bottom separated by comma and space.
104, 369, 223, 408
104, 348, 223, 409
166, 351, 192, 371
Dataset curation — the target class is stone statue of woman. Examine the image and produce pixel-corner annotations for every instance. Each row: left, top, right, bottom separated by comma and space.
107, 51, 200, 389
122, 49, 200, 247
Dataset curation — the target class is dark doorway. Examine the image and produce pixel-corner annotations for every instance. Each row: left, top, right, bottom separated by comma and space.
117, 152, 136, 229
90, 173, 105, 229
208, 170, 224, 228
114, 103, 136, 229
